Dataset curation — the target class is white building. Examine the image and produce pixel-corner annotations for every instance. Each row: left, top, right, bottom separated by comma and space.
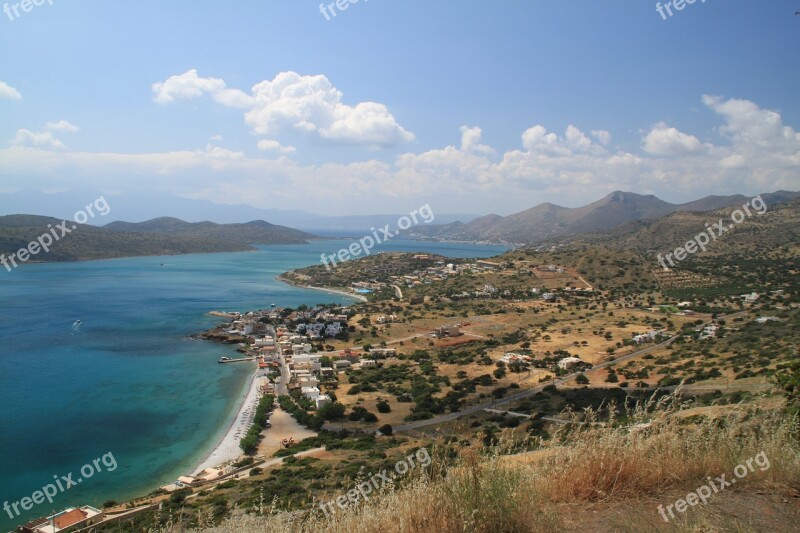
558, 357, 583, 370
741, 292, 760, 303
632, 330, 660, 344
254, 336, 275, 347
293, 353, 321, 366
701, 324, 719, 338
301, 386, 321, 401
316, 394, 332, 409
292, 343, 313, 355
500, 353, 532, 365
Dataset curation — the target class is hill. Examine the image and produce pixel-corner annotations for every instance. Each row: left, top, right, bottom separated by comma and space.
103, 217, 316, 246
404, 190, 800, 244
0, 216, 317, 264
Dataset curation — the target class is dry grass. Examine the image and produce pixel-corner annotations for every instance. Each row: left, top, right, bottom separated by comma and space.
182, 395, 799, 533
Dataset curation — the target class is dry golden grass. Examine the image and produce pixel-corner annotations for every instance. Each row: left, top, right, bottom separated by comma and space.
183, 394, 799, 533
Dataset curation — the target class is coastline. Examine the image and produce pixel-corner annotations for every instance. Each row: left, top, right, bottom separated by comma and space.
191, 274, 364, 478
191, 368, 263, 475
276, 274, 368, 303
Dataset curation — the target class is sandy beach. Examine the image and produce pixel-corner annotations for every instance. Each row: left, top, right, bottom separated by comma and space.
192, 370, 264, 475
276, 275, 368, 303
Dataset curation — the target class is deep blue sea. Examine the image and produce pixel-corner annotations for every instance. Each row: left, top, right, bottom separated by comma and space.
0, 240, 505, 530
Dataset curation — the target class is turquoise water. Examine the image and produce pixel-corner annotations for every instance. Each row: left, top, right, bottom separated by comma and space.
0, 240, 506, 530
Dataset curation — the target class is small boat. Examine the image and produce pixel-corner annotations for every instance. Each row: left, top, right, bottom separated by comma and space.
271, 303, 276, 307
218, 357, 231, 363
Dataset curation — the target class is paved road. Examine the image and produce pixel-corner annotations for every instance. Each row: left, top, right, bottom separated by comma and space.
269, 326, 290, 396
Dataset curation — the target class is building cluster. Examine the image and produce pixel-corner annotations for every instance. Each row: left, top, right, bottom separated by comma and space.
285, 345, 394, 409
499, 352, 532, 365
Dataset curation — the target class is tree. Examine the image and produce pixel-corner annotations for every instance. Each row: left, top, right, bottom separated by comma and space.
319, 402, 346, 421
376, 400, 391, 413
379, 424, 393, 435
576, 373, 589, 385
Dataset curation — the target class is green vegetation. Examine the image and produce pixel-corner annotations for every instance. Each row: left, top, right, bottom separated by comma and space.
240, 394, 275, 455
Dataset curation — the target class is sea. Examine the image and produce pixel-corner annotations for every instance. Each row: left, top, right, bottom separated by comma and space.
0, 239, 506, 530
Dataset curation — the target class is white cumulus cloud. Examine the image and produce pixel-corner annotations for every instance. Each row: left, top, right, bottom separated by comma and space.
460, 126, 495, 154
152, 69, 253, 109
44, 120, 79, 133
0, 81, 22, 100
591, 129, 611, 145
10, 129, 66, 149
153, 70, 415, 149
2, 95, 798, 213
643, 122, 703, 155
257, 139, 296, 154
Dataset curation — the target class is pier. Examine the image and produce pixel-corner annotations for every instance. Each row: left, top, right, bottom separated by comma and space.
218, 356, 257, 364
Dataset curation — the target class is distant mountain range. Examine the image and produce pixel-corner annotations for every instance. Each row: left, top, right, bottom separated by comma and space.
561, 195, 800, 255
0, 190, 478, 233
3, 190, 798, 265
403, 190, 800, 244
0, 216, 317, 263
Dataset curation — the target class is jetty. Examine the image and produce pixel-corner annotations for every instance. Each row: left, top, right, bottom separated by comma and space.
218, 356, 257, 364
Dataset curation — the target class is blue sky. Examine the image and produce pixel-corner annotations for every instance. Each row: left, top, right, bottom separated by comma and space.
1, 0, 799, 216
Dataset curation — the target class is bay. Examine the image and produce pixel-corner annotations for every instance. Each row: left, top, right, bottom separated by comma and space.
0, 240, 506, 530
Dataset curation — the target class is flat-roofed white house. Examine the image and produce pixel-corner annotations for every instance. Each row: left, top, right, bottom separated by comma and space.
558, 357, 583, 370
302, 386, 321, 401
316, 394, 332, 409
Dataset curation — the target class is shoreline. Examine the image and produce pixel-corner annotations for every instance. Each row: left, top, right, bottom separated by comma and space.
276, 274, 368, 303
191, 368, 263, 475
191, 275, 364, 477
